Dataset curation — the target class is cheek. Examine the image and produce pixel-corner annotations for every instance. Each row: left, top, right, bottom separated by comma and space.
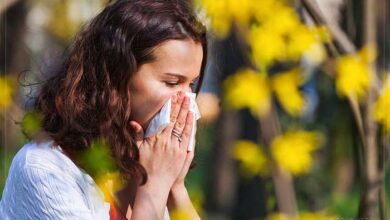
148, 86, 174, 114
131, 83, 174, 126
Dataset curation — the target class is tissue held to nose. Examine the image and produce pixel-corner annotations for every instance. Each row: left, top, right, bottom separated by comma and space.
145, 92, 201, 151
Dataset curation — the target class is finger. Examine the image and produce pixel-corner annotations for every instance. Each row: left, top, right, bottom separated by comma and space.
173, 96, 190, 134
178, 111, 193, 150
130, 121, 144, 148
163, 91, 185, 135
170, 92, 183, 122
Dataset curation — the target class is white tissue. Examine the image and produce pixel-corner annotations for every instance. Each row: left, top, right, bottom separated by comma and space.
144, 92, 201, 151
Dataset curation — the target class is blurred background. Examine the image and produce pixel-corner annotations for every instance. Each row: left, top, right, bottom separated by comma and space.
1, 0, 389, 219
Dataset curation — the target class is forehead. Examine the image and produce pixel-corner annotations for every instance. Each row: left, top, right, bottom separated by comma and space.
148, 39, 203, 79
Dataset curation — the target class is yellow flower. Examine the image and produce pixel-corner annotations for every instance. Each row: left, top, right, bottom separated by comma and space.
271, 130, 322, 175
299, 211, 337, 220
0, 75, 15, 108
262, 7, 300, 36
358, 44, 377, 63
170, 208, 191, 220
304, 43, 328, 65
271, 69, 305, 117
313, 25, 332, 43
266, 211, 336, 220
287, 25, 318, 61
96, 171, 125, 203
223, 69, 271, 117
200, 0, 231, 38
227, 0, 252, 25
199, 0, 329, 69
210, 16, 232, 38
335, 46, 376, 100
374, 83, 390, 133
266, 212, 292, 220
252, 0, 286, 22
232, 140, 268, 177
250, 26, 286, 68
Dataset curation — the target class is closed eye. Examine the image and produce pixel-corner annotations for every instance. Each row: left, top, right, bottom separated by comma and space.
165, 81, 196, 87
165, 81, 179, 87
165, 82, 196, 92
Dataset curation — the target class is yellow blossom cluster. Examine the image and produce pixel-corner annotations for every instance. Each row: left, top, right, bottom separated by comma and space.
170, 209, 191, 220
232, 140, 269, 177
271, 130, 322, 175
199, 0, 329, 67
374, 81, 390, 133
199, 0, 293, 38
199, 0, 258, 38
0, 75, 15, 109
223, 69, 271, 117
223, 68, 306, 118
271, 69, 306, 117
249, 22, 327, 68
96, 171, 125, 203
335, 45, 376, 100
266, 211, 336, 220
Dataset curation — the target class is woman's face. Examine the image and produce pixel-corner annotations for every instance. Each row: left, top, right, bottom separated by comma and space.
129, 39, 203, 130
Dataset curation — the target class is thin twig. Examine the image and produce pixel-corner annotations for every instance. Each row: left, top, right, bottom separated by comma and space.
347, 94, 366, 146
357, 0, 380, 218
301, 0, 356, 54
258, 103, 298, 217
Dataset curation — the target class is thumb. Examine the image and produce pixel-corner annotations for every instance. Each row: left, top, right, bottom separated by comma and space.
130, 121, 144, 148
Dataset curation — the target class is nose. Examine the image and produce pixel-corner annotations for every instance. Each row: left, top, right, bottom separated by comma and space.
173, 86, 192, 96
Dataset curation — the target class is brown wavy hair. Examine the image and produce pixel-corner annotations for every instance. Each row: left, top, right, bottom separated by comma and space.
34, 0, 207, 185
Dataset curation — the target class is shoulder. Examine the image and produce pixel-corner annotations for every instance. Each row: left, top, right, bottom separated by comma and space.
3, 139, 86, 199
0, 140, 109, 219
0, 163, 97, 220
3, 139, 84, 194
11, 139, 79, 175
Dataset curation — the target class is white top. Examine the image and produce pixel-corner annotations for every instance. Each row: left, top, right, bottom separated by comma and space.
0, 139, 110, 219
0, 139, 170, 220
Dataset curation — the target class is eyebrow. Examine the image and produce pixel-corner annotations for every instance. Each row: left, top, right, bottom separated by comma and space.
164, 72, 200, 82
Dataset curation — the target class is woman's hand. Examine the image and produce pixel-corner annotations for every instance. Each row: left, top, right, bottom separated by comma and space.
128, 91, 199, 220
129, 91, 194, 189
171, 122, 196, 190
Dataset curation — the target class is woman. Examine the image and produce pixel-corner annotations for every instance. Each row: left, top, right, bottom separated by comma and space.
0, 0, 207, 219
